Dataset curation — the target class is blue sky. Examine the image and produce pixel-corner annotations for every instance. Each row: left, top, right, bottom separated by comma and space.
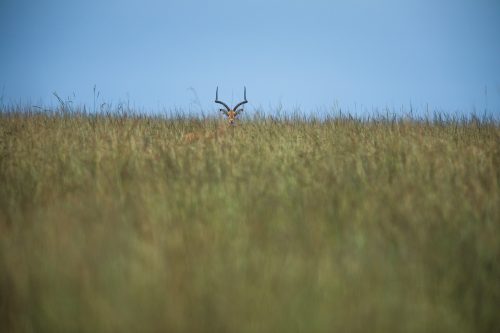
1, 0, 499, 115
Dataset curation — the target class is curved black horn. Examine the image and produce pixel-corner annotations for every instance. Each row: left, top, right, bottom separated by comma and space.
233, 86, 248, 111
215, 86, 231, 111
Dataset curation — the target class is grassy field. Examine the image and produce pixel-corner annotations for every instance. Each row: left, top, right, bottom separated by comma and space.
0, 107, 499, 332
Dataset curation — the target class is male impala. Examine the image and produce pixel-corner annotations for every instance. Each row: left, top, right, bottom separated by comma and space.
215, 86, 248, 125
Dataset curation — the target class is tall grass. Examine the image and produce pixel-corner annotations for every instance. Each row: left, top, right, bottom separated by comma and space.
0, 107, 499, 332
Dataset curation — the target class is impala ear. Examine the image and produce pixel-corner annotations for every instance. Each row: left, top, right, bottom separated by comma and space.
219, 108, 228, 115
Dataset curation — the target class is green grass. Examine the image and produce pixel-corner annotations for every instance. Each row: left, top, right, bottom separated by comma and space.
0, 108, 499, 332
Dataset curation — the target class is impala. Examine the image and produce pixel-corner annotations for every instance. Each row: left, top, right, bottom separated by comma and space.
215, 86, 248, 125
182, 87, 247, 144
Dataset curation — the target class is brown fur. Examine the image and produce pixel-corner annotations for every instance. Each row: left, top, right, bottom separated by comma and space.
182, 125, 229, 144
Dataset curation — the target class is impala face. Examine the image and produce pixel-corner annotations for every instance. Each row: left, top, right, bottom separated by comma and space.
227, 110, 237, 125
215, 87, 248, 125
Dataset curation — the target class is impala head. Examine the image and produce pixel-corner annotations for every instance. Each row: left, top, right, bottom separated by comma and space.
215, 86, 248, 125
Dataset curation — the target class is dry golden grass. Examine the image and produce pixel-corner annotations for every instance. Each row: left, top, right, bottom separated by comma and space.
0, 108, 499, 332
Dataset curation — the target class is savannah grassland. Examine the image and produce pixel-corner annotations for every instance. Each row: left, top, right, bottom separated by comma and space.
0, 107, 499, 333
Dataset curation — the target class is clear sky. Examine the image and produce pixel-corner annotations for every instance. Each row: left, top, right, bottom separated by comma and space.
1, 0, 499, 115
